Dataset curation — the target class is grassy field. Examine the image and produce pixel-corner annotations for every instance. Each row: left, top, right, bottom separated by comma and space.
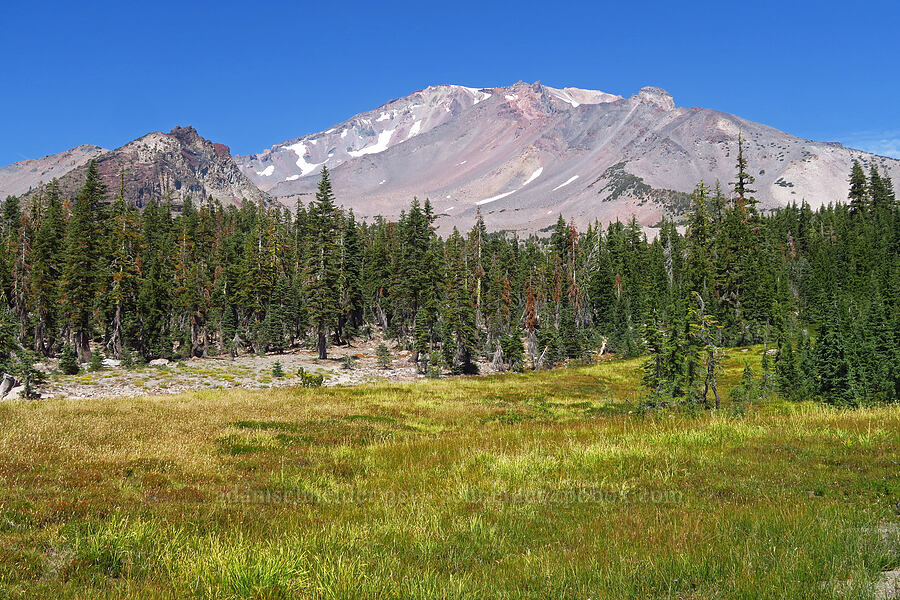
1, 348, 898, 599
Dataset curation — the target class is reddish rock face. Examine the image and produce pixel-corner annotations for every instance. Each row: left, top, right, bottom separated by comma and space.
24, 126, 270, 209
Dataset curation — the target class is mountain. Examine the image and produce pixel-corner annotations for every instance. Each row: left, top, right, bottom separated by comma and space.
5, 83, 898, 231
0, 144, 107, 199
23, 126, 269, 208
238, 82, 900, 232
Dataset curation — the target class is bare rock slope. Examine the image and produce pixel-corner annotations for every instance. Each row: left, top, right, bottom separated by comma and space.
0, 144, 107, 199
239, 82, 900, 232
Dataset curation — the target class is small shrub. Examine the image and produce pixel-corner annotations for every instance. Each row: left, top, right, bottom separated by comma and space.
375, 343, 392, 370
426, 351, 443, 378
300, 373, 324, 388
272, 361, 285, 378
13, 351, 47, 399
341, 355, 355, 370
89, 351, 105, 372
500, 333, 525, 372
730, 362, 761, 402
59, 344, 80, 375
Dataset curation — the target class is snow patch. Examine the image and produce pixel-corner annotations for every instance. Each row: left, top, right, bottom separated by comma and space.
407, 120, 422, 139
476, 190, 515, 205
376, 111, 391, 122
379, 179, 386, 185
505, 94, 519, 101
552, 175, 579, 191
341, 129, 348, 139
256, 165, 275, 177
446, 206, 455, 211
457, 160, 467, 165
348, 129, 395, 157
285, 142, 324, 176
458, 86, 492, 104
523, 167, 543, 186
549, 88, 579, 107
285, 175, 300, 181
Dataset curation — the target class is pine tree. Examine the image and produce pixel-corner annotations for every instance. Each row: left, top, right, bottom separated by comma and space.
106, 171, 142, 358
30, 181, 65, 355
304, 167, 342, 359
731, 132, 757, 211
848, 160, 868, 216
58, 343, 80, 375
376, 342, 392, 370
137, 197, 175, 359
684, 181, 714, 300
443, 227, 479, 374
61, 160, 107, 362
815, 302, 851, 405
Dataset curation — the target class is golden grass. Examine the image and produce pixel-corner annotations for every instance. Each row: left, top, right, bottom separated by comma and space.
0, 347, 897, 598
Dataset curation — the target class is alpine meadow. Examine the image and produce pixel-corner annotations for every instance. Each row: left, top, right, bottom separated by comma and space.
1, 0, 900, 597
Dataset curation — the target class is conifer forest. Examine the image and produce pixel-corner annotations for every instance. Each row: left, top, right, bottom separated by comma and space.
1, 139, 896, 406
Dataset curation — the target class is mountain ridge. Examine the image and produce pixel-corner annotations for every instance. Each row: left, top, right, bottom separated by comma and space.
236, 81, 900, 232
22, 126, 270, 208
4, 83, 898, 232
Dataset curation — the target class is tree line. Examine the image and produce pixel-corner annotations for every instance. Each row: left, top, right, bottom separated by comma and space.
0, 140, 897, 404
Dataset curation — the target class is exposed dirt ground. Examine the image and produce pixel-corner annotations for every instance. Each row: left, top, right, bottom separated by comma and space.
33, 338, 499, 400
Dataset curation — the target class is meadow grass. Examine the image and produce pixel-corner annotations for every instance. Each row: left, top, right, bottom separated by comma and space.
0, 347, 897, 598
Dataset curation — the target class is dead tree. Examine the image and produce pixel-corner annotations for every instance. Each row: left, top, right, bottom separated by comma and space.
692, 292, 724, 409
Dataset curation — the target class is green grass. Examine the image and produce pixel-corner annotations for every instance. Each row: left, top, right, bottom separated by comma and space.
0, 347, 897, 598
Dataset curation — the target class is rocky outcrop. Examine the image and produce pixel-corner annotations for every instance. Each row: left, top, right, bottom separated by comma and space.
25, 126, 270, 209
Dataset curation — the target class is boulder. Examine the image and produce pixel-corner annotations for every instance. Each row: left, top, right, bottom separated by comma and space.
103, 358, 122, 368
5, 386, 25, 401
0, 374, 17, 398
149, 358, 170, 367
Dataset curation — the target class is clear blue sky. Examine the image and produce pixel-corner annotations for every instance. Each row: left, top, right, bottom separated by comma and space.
2, 0, 898, 166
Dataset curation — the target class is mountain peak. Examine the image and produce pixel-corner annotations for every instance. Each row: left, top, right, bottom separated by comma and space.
635, 86, 675, 110
25, 126, 267, 208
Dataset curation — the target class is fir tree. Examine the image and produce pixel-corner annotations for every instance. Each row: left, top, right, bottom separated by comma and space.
304, 167, 342, 359
848, 160, 868, 216
30, 181, 65, 355
59, 343, 80, 375
61, 160, 107, 362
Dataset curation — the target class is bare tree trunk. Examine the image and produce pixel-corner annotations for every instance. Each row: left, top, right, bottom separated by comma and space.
107, 303, 124, 359
74, 328, 91, 363
491, 346, 504, 371
33, 321, 45, 356
526, 330, 537, 368
317, 328, 327, 360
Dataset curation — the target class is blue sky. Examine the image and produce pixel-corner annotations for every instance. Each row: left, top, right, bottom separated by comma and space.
1, 0, 898, 166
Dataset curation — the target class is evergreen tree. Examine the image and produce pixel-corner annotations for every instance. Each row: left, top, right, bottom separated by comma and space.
815, 303, 851, 405
61, 161, 107, 362
443, 228, 479, 374
304, 167, 342, 359
848, 160, 868, 215
30, 181, 65, 355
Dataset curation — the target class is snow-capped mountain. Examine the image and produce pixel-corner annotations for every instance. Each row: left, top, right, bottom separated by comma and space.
238, 82, 900, 232
4, 82, 898, 233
